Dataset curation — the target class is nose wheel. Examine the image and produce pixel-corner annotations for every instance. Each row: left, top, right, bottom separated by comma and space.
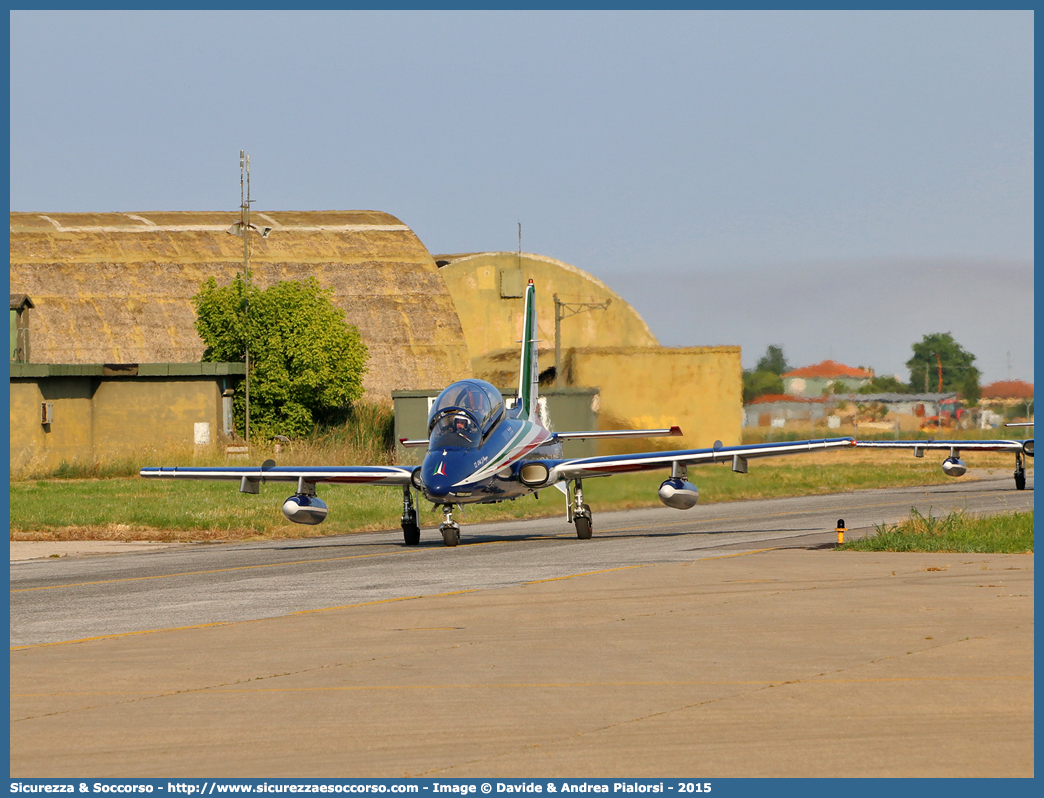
439, 504, 461, 546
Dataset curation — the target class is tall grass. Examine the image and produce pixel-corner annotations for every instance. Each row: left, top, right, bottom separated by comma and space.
841, 509, 1034, 553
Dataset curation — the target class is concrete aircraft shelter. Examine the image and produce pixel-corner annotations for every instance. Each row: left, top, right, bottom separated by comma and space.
435, 251, 659, 371
9, 211, 471, 401
437, 252, 742, 450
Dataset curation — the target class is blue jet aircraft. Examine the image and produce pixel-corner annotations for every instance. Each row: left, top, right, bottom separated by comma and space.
142, 280, 858, 546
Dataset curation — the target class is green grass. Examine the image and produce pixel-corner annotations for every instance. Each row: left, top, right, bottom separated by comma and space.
11, 457, 985, 541
840, 509, 1034, 553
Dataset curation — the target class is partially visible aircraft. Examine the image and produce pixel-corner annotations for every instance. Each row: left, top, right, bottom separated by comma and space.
854, 422, 1033, 490
142, 280, 855, 546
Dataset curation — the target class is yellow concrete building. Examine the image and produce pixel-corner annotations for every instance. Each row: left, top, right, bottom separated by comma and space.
565, 346, 743, 452
10, 363, 241, 474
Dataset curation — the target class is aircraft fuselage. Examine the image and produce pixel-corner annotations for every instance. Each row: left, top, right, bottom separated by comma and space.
419, 404, 563, 504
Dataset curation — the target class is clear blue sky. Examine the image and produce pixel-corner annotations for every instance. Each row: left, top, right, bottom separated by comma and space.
10, 10, 1034, 385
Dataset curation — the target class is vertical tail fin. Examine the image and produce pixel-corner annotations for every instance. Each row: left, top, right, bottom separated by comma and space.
516, 279, 539, 421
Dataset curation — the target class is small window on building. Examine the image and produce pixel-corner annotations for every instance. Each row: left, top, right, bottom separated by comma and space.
500, 269, 524, 298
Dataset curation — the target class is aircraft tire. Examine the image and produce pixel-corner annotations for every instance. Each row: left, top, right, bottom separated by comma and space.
575, 505, 593, 540
441, 525, 460, 547
403, 524, 421, 546
1015, 472, 1027, 490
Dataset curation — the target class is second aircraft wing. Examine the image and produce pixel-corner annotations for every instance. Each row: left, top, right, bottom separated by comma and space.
548, 437, 855, 481
854, 439, 1029, 453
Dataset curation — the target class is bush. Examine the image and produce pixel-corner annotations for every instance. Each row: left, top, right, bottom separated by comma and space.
195, 275, 368, 440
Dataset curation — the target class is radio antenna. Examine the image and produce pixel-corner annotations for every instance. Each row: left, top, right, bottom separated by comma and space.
240, 151, 252, 445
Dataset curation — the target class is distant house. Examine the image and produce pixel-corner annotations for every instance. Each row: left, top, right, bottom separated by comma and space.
981, 380, 1034, 406
834, 392, 957, 418
980, 380, 1034, 426
743, 391, 957, 429
743, 393, 827, 428
783, 360, 872, 397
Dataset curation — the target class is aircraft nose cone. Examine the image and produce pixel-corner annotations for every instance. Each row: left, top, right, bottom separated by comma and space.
422, 456, 454, 499
427, 479, 450, 498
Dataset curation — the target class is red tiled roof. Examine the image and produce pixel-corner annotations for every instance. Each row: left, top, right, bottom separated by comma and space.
783, 360, 872, 379
981, 380, 1034, 399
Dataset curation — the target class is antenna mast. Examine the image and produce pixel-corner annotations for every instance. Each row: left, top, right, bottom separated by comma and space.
553, 294, 611, 388
241, 151, 252, 445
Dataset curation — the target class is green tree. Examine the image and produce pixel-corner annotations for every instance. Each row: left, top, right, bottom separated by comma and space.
959, 371, 982, 406
906, 332, 979, 396
856, 374, 910, 394
742, 369, 784, 404
756, 344, 790, 376
194, 275, 368, 440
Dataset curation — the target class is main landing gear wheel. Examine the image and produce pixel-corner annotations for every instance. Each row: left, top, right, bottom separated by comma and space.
574, 504, 593, 540
1015, 453, 1027, 490
402, 520, 421, 546
401, 488, 421, 545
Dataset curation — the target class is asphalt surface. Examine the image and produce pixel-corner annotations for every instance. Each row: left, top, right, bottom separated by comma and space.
10, 475, 1033, 647
10, 476, 1034, 777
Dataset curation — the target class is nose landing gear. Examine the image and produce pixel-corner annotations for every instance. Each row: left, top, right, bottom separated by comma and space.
439, 504, 461, 546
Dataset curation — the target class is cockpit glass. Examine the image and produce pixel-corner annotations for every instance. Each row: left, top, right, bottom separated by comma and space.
429, 410, 481, 449
428, 380, 505, 436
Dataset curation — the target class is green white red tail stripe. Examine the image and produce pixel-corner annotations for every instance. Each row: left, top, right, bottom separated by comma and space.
517, 279, 539, 422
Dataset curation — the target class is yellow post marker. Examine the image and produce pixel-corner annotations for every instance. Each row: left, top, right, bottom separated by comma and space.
836, 518, 846, 545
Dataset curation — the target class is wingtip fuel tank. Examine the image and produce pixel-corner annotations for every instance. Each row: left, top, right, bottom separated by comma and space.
658, 478, 699, 509
282, 494, 329, 525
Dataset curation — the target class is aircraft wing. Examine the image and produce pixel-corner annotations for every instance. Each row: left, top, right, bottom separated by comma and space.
548, 437, 855, 481
854, 439, 1030, 454
553, 426, 682, 442
140, 464, 414, 488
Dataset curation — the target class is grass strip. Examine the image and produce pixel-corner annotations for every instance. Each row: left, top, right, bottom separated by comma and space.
11, 457, 1008, 542
840, 509, 1034, 553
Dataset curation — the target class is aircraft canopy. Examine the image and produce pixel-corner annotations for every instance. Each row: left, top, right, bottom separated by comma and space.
427, 379, 505, 446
